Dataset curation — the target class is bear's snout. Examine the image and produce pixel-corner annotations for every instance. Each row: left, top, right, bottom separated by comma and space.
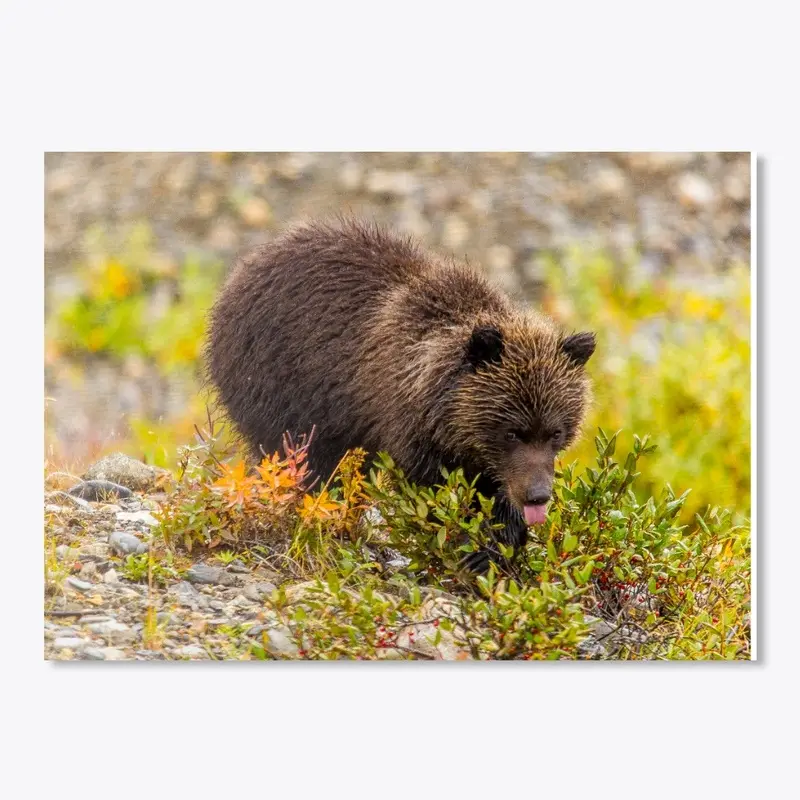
525, 487, 552, 506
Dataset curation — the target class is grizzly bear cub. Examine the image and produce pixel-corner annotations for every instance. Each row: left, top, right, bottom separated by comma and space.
206, 218, 595, 569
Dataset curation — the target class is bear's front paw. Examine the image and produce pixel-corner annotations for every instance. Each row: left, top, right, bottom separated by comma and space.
461, 544, 513, 575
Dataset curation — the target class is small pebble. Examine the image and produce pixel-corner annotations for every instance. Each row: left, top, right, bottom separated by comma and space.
79, 562, 98, 580
103, 568, 120, 584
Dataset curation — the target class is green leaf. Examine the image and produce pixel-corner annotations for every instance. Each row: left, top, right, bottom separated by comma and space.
547, 538, 558, 563
562, 533, 578, 554
326, 571, 340, 594
575, 560, 595, 585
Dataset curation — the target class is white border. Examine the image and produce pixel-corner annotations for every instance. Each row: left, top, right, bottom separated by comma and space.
3, 0, 797, 796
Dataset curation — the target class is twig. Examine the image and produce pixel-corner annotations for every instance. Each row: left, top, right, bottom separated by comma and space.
392, 617, 447, 631
45, 610, 100, 618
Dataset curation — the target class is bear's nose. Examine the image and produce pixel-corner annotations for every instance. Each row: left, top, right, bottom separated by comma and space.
526, 489, 551, 505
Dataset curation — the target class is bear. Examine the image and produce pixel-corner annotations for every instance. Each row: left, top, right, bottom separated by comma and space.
206, 217, 595, 569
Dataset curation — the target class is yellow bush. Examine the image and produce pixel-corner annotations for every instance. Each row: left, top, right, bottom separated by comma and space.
541, 249, 750, 522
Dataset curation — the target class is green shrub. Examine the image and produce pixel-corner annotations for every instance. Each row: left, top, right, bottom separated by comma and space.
150, 425, 749, 660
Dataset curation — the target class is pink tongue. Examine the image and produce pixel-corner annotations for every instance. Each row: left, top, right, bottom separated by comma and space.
524, 503, 548, 526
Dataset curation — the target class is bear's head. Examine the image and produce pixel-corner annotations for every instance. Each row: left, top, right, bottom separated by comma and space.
451, 319, 595, 526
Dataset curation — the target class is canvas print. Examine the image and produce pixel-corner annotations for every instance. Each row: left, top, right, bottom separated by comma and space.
44, 153, 752, 661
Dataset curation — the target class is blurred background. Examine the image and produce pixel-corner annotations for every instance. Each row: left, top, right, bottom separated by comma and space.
44, 152, 751, 522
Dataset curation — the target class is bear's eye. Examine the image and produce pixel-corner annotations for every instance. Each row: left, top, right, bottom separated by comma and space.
550, 430, 564, 445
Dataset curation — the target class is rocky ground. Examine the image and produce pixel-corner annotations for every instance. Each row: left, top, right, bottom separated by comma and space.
45, 152, 751, 285
45, 452, 641, 661
45, 453, 294, 661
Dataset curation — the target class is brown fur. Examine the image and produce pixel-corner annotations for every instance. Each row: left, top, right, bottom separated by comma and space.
206, 217, 595, 560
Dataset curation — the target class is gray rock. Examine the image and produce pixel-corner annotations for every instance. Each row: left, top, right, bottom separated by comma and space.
186, 564, 240, 587
68, 480, 133, 501
79, 562, 98, 580
168, 581, 211, 611
175, 644, 208, 659
83, 646, 127, 661
103, 568, 120, 584
227, 559, 250, 574
83, 452, 159, 492
242, 582, 277, 602
65, 576, 94, 593
577, 639, 609, 659
76, 615, 112, 625
263, 626, 300, 658
109, 531, 149, 556
87, 620, 132, 641
46, 626, 78, 639
79, 542, 111, 559
53, 636, 88, 651
44, 621, 67, 633
135, 650, 167, 661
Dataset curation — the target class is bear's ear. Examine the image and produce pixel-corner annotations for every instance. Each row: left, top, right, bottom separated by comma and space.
561, 331, 596, 366
465, 326, 505, 370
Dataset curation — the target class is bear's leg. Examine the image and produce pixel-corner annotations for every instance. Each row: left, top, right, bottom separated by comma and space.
462, 493, 528, 574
